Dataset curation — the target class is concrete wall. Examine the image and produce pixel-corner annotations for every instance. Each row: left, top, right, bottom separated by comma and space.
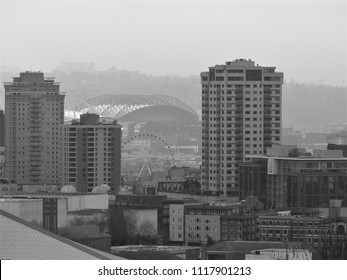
159, 191, 239, 203
318, 207, 347, 217
0, 199, 43, 225
66, 194, 108, 211
57, 198, 67, 228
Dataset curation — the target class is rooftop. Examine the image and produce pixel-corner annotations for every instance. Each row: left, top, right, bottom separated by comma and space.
207, 241, 304, 254
0, 209, 123, 260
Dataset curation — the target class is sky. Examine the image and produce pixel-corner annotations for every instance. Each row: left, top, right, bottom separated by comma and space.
1, 0, 346, 86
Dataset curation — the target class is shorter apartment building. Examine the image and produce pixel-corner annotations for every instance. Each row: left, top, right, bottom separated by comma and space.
240, 145, 347, 208
258, 209, 334, 246
184, 203, 256, 245
162, 199, 197, 244
220, 214, 257, 241
169, 202, 185, 242
63, 113, 122, 194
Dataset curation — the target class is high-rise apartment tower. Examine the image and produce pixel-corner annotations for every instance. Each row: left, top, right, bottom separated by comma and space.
201, 59, 283, 196
3, 72, 65, 185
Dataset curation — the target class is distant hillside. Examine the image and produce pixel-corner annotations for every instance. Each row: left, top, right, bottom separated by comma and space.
282, 82, 346, 127
0, 70, 345, 127
50, 69, 202, 110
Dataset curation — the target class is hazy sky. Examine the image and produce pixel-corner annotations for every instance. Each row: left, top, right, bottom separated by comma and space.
1, 0, 346, 86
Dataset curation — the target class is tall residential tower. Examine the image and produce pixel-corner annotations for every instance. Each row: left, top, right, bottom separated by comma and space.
201, 59, 283, 196
3, 71, 65, 185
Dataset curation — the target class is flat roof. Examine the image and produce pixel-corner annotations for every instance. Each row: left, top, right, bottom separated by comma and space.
246, 155, 347, 161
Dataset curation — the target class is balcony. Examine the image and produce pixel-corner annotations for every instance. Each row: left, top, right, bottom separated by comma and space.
30, 127, 41, 131
30, 154, 41, 158
31, 114, 41, 119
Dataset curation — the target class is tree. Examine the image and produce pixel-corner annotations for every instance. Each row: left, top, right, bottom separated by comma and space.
183, 179, 201, 195
314, 232, 347, 260
206, 235, 215, 247
124, 211, 138, 239
108, 203, 128, 246
139, 220, 156, 237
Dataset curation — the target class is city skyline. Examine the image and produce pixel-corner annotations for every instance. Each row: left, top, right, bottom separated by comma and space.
1, 0, 347, 265
1, 1, 346, 87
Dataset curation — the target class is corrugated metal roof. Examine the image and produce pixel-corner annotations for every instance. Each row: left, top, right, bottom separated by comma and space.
0, 209, 123, 260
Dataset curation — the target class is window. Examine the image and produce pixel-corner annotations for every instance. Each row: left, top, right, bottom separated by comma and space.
246, 70, 262, 81
228, 69, 243, 73
228, 76, 243, 81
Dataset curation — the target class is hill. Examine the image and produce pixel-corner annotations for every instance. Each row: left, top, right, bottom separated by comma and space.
0, 69, 345, 128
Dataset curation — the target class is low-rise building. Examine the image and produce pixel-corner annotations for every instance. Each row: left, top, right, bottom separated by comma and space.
184, 202, 255, 245
240, 145, 347, 208
162, 199, 197, 245
258, 208, 334, 245
158, 181, 185, 193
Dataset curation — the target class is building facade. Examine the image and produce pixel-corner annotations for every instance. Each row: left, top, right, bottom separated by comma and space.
0, 147, 4, 178
328, 143, 347, 157
239, 157, 268, 204
162, 199, 194, 244
258, 209, 334, 246
0, 110, 4, 147
3, 72, 65, 185
184, 203, 255, 245
169, 203, 185, 243
62, 113, 122, 194
201, 59, 283, 196
240, 146, 347, 208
